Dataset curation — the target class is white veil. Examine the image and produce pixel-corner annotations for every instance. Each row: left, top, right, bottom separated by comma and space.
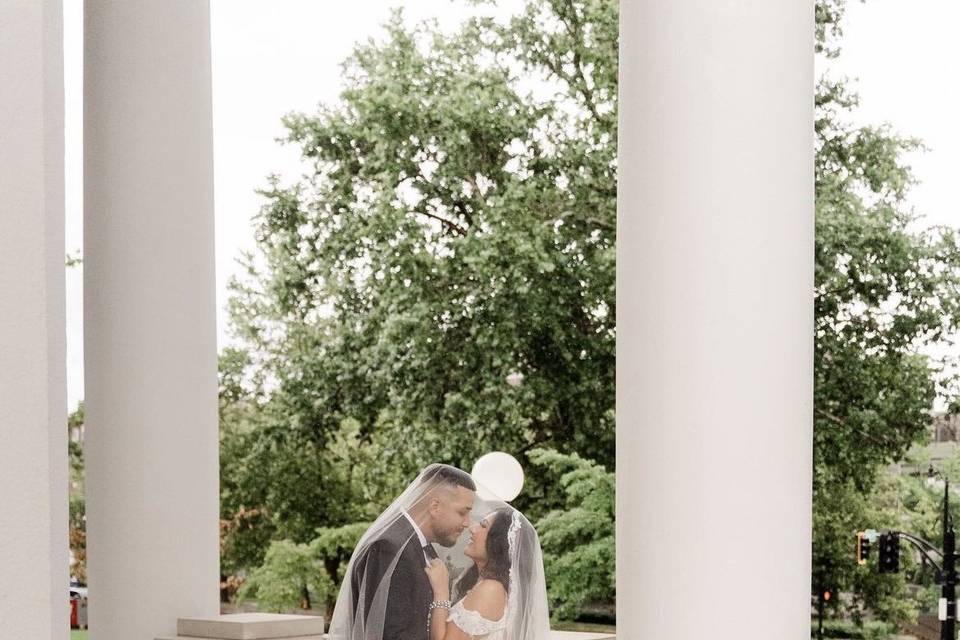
328, 463, 551, 640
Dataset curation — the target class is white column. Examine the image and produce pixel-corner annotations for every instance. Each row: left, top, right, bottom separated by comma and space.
0, 1, 68, 638
617, 1, 813, 637
84, 2, 219, 639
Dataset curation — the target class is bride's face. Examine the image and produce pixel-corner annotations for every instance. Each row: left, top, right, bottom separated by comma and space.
464, 514, 492, 562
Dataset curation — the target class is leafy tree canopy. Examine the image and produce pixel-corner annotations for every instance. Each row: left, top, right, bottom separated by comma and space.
219, 0, 960, 626
813, 0, 960, 620
223, 0, 618, 546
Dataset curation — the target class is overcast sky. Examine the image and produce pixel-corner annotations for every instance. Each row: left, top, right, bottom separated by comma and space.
820, 0, 960, 231
63, 1, 960, 411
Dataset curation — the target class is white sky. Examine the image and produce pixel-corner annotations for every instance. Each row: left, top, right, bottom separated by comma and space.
64, 1, 960, 411
819, 0, 960, 231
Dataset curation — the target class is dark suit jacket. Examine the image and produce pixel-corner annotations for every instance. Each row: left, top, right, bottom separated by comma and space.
351, 516, 433, 640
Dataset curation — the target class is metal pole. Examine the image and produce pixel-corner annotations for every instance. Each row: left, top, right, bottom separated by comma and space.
942, 479, 956, 640
817, 584, 825, 640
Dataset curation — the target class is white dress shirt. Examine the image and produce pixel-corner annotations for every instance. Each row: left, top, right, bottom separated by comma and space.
401, 508, 434, 564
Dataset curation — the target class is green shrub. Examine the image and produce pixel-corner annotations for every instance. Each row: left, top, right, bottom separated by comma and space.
528, 448, 614, 621
810, 619, 897, 639
238, 540, 332, 612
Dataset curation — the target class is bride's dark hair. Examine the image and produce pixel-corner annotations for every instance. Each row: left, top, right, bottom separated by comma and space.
454, 508, 513, 600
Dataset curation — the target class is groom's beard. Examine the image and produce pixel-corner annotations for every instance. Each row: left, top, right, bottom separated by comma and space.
434, 525, 463, 547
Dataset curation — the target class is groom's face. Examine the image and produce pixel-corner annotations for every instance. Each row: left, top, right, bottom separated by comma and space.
430, 485, 475, 547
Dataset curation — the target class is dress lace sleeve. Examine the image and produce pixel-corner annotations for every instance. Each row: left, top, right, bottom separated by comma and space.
448, 601, 507, 638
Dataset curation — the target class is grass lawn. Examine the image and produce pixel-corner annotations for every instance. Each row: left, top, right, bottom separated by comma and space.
70, 630, 87, 640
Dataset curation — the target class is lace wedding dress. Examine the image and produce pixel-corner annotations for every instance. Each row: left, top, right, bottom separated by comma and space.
448, 600, 508, 640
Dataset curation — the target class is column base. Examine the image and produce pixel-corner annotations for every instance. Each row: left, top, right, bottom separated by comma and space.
550, 633, 615, 640
159, 637, 323, 640
158, 613, 324, 640
155, 612, 615, 640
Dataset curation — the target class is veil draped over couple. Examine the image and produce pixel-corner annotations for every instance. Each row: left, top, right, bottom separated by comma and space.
329, 463, 551, 640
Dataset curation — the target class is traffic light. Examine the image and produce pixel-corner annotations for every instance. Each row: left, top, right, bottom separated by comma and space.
878, 532, 900, 574
856, 531, 871, 565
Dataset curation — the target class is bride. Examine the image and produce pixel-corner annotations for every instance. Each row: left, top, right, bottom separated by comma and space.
425, 507, 550, 640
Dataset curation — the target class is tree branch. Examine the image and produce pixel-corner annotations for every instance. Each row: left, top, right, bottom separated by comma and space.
559, 0, 602, 123
412, 208, 468, 237
814, 406, 900, 450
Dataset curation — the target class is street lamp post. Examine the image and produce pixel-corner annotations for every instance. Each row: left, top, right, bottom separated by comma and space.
942, 478, 956, 640
869, 475, 958, 639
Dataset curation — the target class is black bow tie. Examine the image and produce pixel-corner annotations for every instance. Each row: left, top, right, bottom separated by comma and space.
423, 544, 439, 560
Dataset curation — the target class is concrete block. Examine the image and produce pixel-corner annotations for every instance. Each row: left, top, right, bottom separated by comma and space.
549, 632, 616, 640
175, 613, 325, 639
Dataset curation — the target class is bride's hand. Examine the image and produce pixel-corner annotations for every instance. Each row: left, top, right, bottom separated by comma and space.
425, 558, 450, 600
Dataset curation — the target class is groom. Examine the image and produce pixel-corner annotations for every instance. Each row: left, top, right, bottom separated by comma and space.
349, 464, 476, 640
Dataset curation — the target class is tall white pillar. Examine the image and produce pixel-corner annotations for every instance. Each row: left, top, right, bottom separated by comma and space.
84, 2, 219, 638
617, 1, 813, 637
0, 1, 68, 638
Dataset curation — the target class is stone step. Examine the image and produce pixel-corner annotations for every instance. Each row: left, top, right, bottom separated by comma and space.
550, 632, 616, 640
158, 615, 610, 640
172, 613, 325, 640
158, 637, 323, 640
161, 633, 611, 640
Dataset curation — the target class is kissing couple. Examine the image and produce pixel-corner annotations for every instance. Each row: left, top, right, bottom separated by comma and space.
328, 463, 551, 640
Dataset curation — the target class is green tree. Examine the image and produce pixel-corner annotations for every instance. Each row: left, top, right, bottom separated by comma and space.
224, 0, 617, 493
310, 522, 371, 615
219, 348, 276, 573
220, 0, 618, 577
219, 345, 412, 573
528, 448, 614, 621
235, 524, 368, 617
68, 401, 85, 479
218, 0, 960, 628
238, 539, 333, 612
68, 402, 86, 584
812, 1, 960, 622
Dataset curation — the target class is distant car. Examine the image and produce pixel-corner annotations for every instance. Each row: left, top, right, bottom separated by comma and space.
70, 585, 88, 629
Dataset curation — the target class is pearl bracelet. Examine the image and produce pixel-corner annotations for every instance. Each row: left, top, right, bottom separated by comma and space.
427, 600, 452, 635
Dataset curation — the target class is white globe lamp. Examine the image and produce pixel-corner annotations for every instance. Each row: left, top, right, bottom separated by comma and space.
471, 452, 525, 502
